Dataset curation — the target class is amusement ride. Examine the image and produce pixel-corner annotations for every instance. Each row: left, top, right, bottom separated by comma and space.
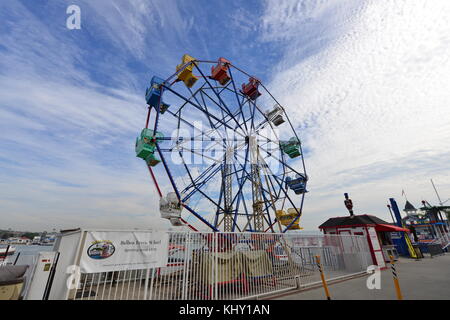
135, 55, 308, 233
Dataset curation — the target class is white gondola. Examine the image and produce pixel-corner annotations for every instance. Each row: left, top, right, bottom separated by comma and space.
265, 104, 285, 126
160, 192, 188, 226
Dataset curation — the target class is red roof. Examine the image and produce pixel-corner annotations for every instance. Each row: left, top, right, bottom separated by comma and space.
375, 224, 410, 233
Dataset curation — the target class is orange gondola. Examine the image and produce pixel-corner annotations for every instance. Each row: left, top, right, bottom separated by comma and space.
241, 77, 261, 100
211, 57, 231, 85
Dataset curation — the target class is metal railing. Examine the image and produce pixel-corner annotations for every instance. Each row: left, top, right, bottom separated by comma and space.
69, 231, 371, 300
430, 231, 450, 250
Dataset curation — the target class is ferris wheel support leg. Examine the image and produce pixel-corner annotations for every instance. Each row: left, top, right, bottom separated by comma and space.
179, 217, 198, 232
146, 164, 162, 198
145, 107, 151, 129
227, 144, 251, 232
183, 204, 219, 232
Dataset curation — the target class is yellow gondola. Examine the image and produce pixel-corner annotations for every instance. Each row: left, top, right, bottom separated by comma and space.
176, 54, 199, 88
275, 209, 303, 230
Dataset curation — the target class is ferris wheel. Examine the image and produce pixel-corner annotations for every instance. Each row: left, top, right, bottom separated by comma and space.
135, 55, 308, 233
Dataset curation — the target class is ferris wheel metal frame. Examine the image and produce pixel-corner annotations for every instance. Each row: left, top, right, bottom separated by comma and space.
136, 55, 308, 233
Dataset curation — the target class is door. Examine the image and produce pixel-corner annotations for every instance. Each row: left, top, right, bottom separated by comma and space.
338, 230, 354, 253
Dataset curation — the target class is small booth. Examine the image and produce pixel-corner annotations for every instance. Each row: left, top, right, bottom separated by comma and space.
319, 214, 410, 269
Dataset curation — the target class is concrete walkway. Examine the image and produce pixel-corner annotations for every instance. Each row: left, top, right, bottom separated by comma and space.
272, 254, 450, 300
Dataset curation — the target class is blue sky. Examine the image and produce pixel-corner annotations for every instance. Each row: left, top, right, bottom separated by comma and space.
1, 0, 450, 232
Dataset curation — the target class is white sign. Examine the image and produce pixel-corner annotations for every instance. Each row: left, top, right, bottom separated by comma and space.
367, 227, 385, 268
374, 251, 386, 268
80, 231, 169, 273
368, 227, 381, 250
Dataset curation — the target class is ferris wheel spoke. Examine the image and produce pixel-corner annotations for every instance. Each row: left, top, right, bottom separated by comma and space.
175, 150, 226, 214
199, 89, 247, 137
248, 100, 258, 132
194, 65, 248, 136
163, 85, 247, 140
173, 82, 208, 115
181, 164, 222, 201
198, 91, 227, 141
227, 67, 249, 133
257, 144, 303, 176
202, 95, 236, 144
154, 142, 218, 231
164, 108, 229, 151
191, 87, 236, 143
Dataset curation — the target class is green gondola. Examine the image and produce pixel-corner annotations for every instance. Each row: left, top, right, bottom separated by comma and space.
135, 128, 164, 166
280, 137, 301, 158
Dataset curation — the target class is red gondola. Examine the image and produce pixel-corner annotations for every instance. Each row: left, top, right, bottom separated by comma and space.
241, 77, 261, 100
211, 57, 231, 85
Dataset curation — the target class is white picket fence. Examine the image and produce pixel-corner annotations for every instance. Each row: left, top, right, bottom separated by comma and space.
60, 231, 371, 300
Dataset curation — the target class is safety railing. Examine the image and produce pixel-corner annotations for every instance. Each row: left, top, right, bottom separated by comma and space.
430, 231, 450, 250
68, 231, 371, 300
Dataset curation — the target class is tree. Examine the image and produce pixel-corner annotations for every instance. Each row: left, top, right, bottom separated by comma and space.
0, 232, 13, 240
21, 232, 40, 240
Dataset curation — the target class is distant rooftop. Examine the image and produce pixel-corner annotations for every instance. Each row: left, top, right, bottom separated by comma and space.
404, 200, 417, 211
318, 214, 390, 229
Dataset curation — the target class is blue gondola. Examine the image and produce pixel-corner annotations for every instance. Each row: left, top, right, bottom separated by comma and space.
286, 174, 308, 194
145, 76, 170, 112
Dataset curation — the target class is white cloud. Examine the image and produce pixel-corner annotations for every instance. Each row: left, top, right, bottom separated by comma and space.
260, 0, 450, 230
2, 0, 449, 234
0, 1, 169, 231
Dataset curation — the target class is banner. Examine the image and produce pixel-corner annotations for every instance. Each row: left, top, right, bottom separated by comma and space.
80, 231, 169, 273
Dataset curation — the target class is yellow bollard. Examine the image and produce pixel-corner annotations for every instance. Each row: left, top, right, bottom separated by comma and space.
315, 255, 331, 300
389, 255, 403, 300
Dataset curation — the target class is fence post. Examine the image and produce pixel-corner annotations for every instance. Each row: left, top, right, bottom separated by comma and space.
214, 232, 217, 300
389, 255, 403, 300
148, 268, 155, 300
143, 268, 150, 300
182, 232, 191, 300
315, 255, 331, 300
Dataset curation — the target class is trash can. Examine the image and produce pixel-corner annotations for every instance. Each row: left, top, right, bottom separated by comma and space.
0, 265, 28, 300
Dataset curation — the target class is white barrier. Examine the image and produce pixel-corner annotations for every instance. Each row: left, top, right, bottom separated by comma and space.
43, 230, 371, 300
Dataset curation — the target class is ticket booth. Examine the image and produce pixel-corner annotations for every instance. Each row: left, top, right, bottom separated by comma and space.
319, 214, 410, 269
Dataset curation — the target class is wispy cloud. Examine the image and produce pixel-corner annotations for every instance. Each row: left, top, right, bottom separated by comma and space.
260, 0, 450, 227
1, 0, 449, 233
